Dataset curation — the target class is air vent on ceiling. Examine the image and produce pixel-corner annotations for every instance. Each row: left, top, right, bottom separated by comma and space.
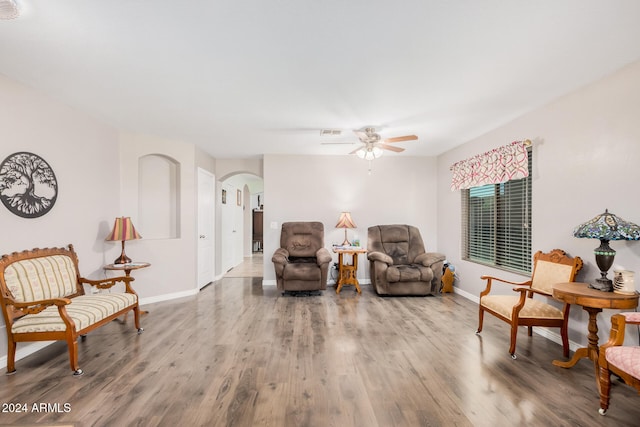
320, 129, 342, 136
0, 0, 19, 20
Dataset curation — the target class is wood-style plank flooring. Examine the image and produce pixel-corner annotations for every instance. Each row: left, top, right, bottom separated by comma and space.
1, 258, 639, 426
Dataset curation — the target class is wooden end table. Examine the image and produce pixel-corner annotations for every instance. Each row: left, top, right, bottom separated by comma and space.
104, 262, 151, 316
551, 282, 638, 371
333, 247, 367, 294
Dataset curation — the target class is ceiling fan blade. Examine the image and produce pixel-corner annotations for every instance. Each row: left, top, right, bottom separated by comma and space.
320, 141, 357, 145
349, 147, 362, 155
379, 144, 404, 152
384, 135, 418, 143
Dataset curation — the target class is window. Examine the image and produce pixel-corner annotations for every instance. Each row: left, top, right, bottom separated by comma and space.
461, 149, 532, 273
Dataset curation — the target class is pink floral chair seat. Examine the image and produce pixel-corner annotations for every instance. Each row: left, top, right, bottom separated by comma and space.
598, 312, 640, 416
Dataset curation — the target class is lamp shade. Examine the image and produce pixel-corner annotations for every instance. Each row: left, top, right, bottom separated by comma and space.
573, 209, 640, 241
336, 212, 356, 246
573, 209, 640, 292
106, 217, 142, 241
335, 212, 357, 229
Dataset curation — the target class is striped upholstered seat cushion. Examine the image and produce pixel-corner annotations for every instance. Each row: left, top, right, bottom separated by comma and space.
11, 293, 137, 333
480, 295, 563, 320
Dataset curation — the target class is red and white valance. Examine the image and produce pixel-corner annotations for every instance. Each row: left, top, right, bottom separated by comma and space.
450, 140, 530, 191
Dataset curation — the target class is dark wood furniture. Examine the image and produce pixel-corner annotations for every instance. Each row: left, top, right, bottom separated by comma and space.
551, 282, 638, 369
252, 209, 263, 252
598, 312, 640, 415
477, 249, 583, 359
333, 247, 367, 294
0, 245, 143, 376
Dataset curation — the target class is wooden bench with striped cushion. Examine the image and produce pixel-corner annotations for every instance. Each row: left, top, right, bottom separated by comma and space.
0, 245, 143, 376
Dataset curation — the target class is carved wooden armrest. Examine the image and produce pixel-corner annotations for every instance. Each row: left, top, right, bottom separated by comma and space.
479, 275, 532, 297
80, 276, 137, 294
12, 297, 71, 315
514, 287, 550, 299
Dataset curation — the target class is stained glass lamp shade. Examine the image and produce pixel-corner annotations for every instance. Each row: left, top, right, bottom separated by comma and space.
573, 209, 640, 291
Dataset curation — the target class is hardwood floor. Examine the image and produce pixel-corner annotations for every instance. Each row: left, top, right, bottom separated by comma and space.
1, 274, 639, 426
224, 254, 264, 278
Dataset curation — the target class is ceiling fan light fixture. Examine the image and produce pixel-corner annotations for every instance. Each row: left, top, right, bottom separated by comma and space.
356, 146, 383, 160
0, 0, 19, 20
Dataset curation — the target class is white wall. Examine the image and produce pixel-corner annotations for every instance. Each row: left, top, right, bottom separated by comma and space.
119, 133, 199, 301
436, 59, 640, 347
0, 75, 121, 363
263, 154, 439, 283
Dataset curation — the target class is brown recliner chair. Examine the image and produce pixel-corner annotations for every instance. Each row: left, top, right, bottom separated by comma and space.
272, 222, 332, 293
367, 224, 446, 296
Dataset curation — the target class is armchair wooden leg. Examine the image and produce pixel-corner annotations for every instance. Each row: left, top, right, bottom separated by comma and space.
509, 324, 518, 359
476, 307, 484, 334
598, 364, 611, 415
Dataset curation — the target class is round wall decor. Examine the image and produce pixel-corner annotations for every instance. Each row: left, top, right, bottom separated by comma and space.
0, 152, 58, 218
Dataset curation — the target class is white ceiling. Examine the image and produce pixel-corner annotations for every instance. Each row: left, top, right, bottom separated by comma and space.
2, 1, 640, 159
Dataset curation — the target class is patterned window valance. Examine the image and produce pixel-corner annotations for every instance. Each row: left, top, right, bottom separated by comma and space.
450, 140, 530, 191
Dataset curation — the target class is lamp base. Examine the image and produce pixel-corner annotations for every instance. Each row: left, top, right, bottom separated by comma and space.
114, 241, 131, 265
341, 229, 351, 247
114, 254, 132, 265
588, 278, 613, 292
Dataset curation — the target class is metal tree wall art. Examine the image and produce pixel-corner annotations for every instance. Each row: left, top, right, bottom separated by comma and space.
0, 152, 58, 218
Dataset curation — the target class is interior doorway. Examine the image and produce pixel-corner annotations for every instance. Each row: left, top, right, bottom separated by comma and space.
220, 173, 264, 276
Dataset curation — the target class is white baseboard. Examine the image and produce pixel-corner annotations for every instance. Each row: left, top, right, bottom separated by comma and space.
139, 288, 199, 306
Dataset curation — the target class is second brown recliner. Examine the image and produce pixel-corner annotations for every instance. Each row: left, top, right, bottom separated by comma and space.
367, 224, 445, 296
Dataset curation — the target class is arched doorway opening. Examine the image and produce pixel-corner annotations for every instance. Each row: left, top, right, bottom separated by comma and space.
220, 173, 264, 277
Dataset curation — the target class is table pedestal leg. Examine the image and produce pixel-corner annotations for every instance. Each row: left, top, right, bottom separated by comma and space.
553, 306, 602, 369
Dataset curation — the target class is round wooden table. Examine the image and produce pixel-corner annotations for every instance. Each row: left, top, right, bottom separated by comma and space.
551, 282, 638, 369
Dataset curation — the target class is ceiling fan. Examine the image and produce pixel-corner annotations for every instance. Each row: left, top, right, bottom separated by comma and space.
348, 127, 418, 160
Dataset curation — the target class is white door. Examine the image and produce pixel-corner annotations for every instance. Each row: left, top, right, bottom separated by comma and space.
197, 168, 215, 289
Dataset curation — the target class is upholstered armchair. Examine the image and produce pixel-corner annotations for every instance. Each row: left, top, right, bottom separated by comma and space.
272, 222, 332, 293
367, 224, 446, 296
598, 312, 640, 416
476, 249, 583, 359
